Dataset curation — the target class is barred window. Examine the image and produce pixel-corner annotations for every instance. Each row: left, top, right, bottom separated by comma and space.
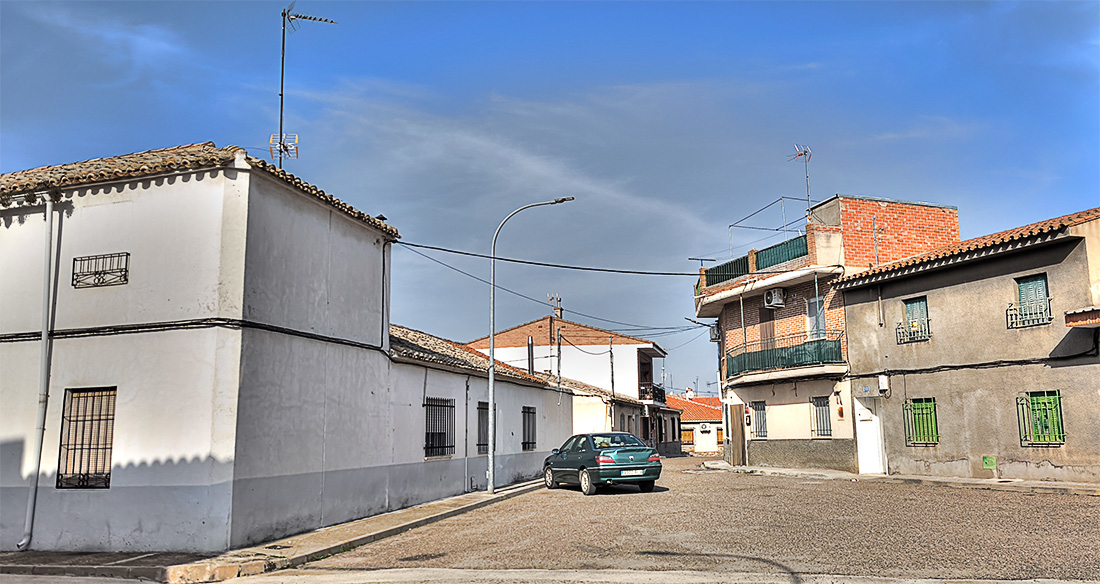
477, 401, 489, 455
1017, 390, 1065, 445
57, 388, 116, 489
72, 253, 129, 288
522, 406, 537, 451
903, 397, 939, 446
810, 396, 832, 438
750, 401, 767, 438
1008, 274, 1053, 329
897, 297, 931, 344
424, 397, 455, 457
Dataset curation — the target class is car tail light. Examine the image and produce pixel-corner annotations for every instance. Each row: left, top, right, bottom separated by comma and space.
596, 455, 616, 465
648, 453, 661, 462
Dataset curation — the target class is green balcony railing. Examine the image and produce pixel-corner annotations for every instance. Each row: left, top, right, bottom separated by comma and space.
726, 330, 845, 377
756, 235, 809, 270
704, 255, 749, 287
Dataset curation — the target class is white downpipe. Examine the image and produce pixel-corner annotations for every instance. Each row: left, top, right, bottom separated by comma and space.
18, 196, 54, 551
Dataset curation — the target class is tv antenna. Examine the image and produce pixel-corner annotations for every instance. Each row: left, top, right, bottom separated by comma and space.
788, 144, 812, 213
274, 2, 337, 168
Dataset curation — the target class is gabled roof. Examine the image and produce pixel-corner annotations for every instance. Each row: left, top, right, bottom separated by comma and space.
467, 315, 667, 356
836, 206, 1100, 289
531, 372, 639, 404
666, 395, 722, 422
0, 142, 399, 239
390, 324, 542, 385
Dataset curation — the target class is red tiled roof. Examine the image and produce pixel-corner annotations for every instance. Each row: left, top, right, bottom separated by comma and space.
530, 372, 642, 404
0, 142, 399, 239
837, 206, 1100, 285
467, 315, 666, 353
665, 395, 722, 422
390, 324, 543, 385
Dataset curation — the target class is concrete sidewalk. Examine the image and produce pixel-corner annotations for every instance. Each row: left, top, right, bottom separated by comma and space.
0, 480, 543, 584
701, 460, 1100, 496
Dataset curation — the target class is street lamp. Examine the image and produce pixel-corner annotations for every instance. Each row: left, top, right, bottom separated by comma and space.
488, 196, 574, 494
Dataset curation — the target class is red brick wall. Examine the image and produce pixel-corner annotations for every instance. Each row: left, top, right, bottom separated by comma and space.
468, 316, 648, 349
838, 198, 960, 270
718, 276, 846, 373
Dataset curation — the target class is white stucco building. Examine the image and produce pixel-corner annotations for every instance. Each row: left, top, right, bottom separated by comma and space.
0, 143, 571, 552
468, 315, 682, 455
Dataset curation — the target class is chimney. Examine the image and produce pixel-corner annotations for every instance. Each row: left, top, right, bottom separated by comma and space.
527, 336, 534, 375
686, 388, 695, 400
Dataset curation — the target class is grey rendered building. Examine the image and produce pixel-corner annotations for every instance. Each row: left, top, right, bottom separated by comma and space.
836, 207, 1100, 482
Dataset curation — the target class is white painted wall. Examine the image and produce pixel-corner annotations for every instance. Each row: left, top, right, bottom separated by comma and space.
489, 344, 645, 399
1, 170, 247, 551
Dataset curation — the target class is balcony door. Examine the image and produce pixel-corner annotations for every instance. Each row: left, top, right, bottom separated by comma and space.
759, 308, 776, 350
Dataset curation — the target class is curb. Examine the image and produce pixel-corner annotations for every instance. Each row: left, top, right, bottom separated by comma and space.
0, 480, 546, 584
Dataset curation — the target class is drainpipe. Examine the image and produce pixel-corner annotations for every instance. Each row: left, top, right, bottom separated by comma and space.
18, 195, 54, 551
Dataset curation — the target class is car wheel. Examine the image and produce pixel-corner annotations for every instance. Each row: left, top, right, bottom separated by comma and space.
580, 468, 597, 496
544, 467, 557, 489
638, 480, 655, 493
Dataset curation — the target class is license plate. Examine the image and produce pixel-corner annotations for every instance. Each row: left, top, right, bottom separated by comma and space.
621, 469, 644, 476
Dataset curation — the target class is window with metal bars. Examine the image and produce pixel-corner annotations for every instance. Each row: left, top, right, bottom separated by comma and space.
903, 398, 939, 446
522, 406, 537, 451
1007, 274, 1053, 328
810, 396, 832, 437
57, 388, 116, 489
897, 297, 931, 344
750, 401, 767, 438
476, 401, 489, 455
72, 253, 130, 288
1017, 390, 1065, 445
423, 397, 455, 457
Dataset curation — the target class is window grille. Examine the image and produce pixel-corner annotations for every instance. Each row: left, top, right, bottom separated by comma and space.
1017, 390, 1065, 445
1007, 274, 1053, 328
72, 253, 130, 288
903, 398, 939, 445
57, 388, 116, 489
424, 397, 455, 457
476, 401, 489, 455
810, 396, 832, 437
750, 401, 767, 438
522, 406, 537, 451
897, 297, 931, 343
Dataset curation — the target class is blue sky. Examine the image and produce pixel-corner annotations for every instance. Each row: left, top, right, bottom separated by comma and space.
3, 1, 1098, 393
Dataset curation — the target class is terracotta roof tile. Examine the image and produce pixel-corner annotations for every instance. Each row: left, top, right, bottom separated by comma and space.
390, 324, 542, 385
467, 315, 667, 354
837, 206, 1100, 285
0, 142, 398, 239
666, 395, 722, 422
531, 372, 640, 404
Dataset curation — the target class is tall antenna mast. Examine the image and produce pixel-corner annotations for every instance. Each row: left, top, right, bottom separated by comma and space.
274, 2, 337, 168
789, 144, 812, 215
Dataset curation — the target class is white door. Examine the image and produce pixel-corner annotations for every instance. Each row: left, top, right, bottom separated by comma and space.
855, 397, 887, 474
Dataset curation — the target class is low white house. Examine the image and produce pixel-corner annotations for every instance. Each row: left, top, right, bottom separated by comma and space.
0, 143, 571, 553
468, 314, 682, 455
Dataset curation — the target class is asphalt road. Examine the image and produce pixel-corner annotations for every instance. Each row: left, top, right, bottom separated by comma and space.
299, 455, 1100, 581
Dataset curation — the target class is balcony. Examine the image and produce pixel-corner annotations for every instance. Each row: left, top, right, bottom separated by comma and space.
1007, 298, 1053, 329
639, 382, 666, 404
702, 235, 808, 289
726, 330, 845, 377
896, 318, 932, 344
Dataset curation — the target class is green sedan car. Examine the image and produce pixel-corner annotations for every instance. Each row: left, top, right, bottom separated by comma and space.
543, 432, 662, 495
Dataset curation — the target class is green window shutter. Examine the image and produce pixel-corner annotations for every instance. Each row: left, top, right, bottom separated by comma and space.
1018, 390, 1065, 444
905, 297, 928, 322
1017, 274, 1048, 306
904, 398, 938, 445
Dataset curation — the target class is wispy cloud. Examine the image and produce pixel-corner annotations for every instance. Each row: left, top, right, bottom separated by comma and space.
870, 116, 983, 142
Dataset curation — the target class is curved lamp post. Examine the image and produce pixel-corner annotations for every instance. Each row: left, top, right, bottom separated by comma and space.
488, 196, 574, 494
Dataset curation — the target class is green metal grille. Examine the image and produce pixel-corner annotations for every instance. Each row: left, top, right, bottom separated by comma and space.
726, 331, 844, 377
704, 255, 749, 287
1017, 390, 1065, 445
903, 398, 939, 446
756, 235, 809, 270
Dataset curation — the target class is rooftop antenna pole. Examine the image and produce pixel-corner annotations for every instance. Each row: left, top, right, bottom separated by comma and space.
275, 2, 336, 169
789, 144, 812, 217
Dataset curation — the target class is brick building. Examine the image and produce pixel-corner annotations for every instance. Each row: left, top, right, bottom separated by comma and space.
695, 195, 959, 472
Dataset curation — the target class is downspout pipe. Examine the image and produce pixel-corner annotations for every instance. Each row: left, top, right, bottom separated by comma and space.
18, 195, 54, 551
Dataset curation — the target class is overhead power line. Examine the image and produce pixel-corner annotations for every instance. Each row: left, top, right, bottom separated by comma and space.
398, 242, 699, 276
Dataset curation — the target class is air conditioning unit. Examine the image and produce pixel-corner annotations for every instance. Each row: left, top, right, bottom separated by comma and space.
763, 288, 786, 309
709, 325, 721, 343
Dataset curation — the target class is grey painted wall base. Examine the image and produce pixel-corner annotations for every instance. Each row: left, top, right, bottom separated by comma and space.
747, 438, 857, 473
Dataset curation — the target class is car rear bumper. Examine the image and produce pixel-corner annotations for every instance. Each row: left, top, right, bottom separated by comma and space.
595, 464, 662, 483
